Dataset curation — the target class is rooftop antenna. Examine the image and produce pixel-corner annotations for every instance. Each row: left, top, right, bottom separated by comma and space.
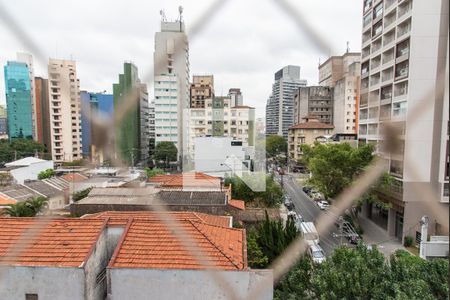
346, 41, 350, 53
178, 6, 184, 32
160, 10, 167, 22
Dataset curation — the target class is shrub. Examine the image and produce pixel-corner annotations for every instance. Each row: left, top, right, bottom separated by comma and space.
404, 236, 414, 247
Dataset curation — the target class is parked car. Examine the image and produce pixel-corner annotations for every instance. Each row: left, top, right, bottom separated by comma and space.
311, 192, 325, 202
302, 186, 312, 194
287, 211, 303, 229
308, 243, 326, 264
317, 200, 330, 210
284, 199, 295, 211
300, 222, 320, 245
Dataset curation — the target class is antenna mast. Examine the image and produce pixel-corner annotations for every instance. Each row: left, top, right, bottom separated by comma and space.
160, 10, 167, 22
346, 41, 350, 53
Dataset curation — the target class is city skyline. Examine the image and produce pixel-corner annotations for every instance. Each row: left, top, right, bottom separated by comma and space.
0, 0, 363, 118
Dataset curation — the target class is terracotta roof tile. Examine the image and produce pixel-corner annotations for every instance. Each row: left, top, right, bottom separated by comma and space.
61, 173, 88, 182
229, 199, 245, 210
0, 194, 16, 205
0, 218, 105, 267
109, 219, 246, 270
148, 172, 221, 189
85, 211, 232, 228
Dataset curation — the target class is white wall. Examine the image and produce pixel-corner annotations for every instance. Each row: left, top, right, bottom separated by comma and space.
108, 268, 273, 300
0, 266, 84, 300
10, 160, 54, 184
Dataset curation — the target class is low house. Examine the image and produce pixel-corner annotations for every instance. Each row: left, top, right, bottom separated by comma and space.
2, 157, 54, 184
0, 184, 41, 203
0, 212, 273, 300
288, 116, 334, 162
148, 172, 222, 191
22, 180, 67, 210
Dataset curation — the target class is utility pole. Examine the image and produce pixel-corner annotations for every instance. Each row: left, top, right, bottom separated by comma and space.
14, 150, 17, 161
339, 216, 344, 246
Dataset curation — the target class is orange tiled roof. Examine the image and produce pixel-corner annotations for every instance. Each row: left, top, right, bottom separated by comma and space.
109, 219, 246, 270
229, 199, 245, 210
148, 172, 221, 188
0, 218, 106, 267
61, 173, 88, 182
0, 194, 16, 205
85, 211, 231, 228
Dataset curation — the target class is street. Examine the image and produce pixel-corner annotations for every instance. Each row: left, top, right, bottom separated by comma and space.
279, 174, 341, 256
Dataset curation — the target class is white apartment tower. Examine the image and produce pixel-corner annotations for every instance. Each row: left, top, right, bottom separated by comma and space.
265, 66, 307, 137
16, 52, 37, 140
358, 0, 449, 242
154, 9, 190, 162
48, 58, 82, 163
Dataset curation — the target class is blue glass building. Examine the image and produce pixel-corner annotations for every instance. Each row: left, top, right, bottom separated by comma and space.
80, 91, 114, 157
4, 61, 33, 140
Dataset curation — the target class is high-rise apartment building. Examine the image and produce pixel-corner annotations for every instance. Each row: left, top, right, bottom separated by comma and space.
319, 52, 361, 134
0, 105, 7, 138
139, 83, 150, 163
48, 58, 82, 163
190, 75, 214, 108
148, 102, 156, 158
16, 53, 37, 140
4, 61, 33, 140
154, 11, 190, 161
293, 86, 334, 125
265, 65, 307, 137
358, 0, 449, 241
113, 62, 147, 165
35, 77, 51, 152
228, 88, 243, 107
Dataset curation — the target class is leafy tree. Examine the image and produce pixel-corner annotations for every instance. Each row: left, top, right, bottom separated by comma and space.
254, 212, 298, 263
144, 167, 165, 178
0, 139, 46, 163
3, 196, 48, 217
274, 246, 449, 300
302, 143, 374, 198
266, 135, 287, 160
246, 229, 269, 268
62, 159, 87, 167
154, 142, 177, 167
37, 168, 55, 180
224, 174, 282, 207
73, 187, 92, 202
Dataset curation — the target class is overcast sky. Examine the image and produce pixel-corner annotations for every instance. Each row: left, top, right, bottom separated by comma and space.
0, 0, 362, 118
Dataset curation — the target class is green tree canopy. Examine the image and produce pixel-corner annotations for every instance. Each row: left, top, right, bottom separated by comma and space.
37, 168, 55, 180
144, 167, 165, 178
266, 135, 287, 159
3, 196, 48, 217
302, 143, 374, 198
274, 246, 449, 300
72, 187, 92, 202
154, 142, 177, 165
0, 139, 46, 163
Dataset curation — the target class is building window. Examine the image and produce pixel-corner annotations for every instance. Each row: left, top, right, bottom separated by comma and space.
25, 295, 38, 300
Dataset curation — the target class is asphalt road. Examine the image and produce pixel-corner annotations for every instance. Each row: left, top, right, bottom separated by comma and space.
279, 174, 341, 256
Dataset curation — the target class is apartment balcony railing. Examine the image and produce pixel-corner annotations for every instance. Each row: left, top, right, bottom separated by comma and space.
372, 42, 382, 53
397, 25, 411, 38
395, 67, 409, 79
398, 3, 412, 19
385, 0, 396, 10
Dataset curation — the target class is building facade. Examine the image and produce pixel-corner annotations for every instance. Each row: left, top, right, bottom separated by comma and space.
265, 65, 307, 137
4, 61, 33, 140
293, 86, 334, 125
319, 52, 361, 134
190, 75, 214, 108
113, 62, 146, 165
288, 116, 334, 162
187, 97, 255, 156
35, 77, 51, 152
358, 0, 449, 242
48, 59, 82, 163
228, 88, 243, 107
16, 53, 37, 140
154, 15, 190, 161
0, 105, 7, 137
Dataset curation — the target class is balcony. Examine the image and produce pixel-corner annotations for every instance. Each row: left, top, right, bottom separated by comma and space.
383, 31, 396, 47
359, 125, 368, 135
362, 46, 371, 60
382, 68, 394, 83
371, 40, 382, 55
370, 74, 381, 89
397, 20, 411, 39
394, 81, 408, 101
395, 65, 409, 80
398, 1, 412, 20
384, 0, 396, 12
369, 92, 380, 107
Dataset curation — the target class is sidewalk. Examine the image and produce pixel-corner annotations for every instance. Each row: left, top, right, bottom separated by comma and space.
358, 215, 406, 257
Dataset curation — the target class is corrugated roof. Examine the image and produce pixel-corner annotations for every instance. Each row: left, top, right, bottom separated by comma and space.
42, 177, 70, 191
61, 173, 88, 182
4, 157, 46, 167
23, 180, 62, 197
0, 185, 41, 202
0, 218, 106, 267
109, 219, 245, 270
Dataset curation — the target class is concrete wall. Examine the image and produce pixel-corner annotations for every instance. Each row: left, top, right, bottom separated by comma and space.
0, 266, 84, 300
10, 160, 54, 184
108, 268, 273, 300
83, 228, 110, 300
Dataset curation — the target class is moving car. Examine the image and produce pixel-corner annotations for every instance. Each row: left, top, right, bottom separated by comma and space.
287, 211, 303, 229
317, 200, 330, 210
308, 243, 326, 264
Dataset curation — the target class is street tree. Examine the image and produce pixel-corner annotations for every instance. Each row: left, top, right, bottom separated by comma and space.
266, 135, 287, 160
37, 169, 55, 180
302, 143, 374, 198
0, 139, 47, 163
154, 141, 177, 168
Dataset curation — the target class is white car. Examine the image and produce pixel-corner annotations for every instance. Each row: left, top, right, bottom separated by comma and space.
308, 243, 326, 264
287, 211, 303, 229
317, 200, 330, 210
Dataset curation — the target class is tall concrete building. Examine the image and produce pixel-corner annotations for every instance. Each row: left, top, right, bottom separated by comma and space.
319, 52, 361, 134
265, 65, 307, 137
4, 61, 33, 140
139, 83, 150, 163
358, 0, 449, 242
293, 86, 334, 125
228, 88, 243, 107
16, 53, 37, 140
113, 62, 147, 165
154, 10, 190, 162
0, 104, 7, 138
48, 58, 82, 163
190, 75, 214, 108
35, 77, 51, 152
